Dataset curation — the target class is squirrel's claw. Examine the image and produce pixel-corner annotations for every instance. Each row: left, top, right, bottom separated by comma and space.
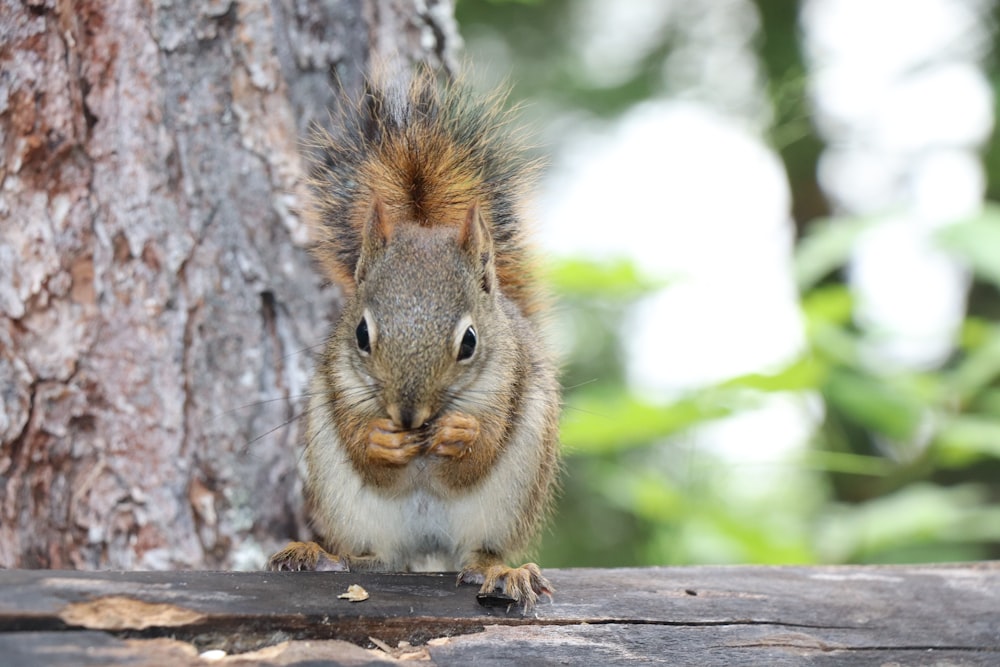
459, 561, 553, 612
267, 541, 347, 572
366, 418, 424, 465
428, 412, 480, 458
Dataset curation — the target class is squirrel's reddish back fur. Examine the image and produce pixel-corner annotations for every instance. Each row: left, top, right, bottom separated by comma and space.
307, 68, 543, 316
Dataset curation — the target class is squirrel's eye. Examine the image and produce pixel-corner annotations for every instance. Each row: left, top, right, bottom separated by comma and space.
457, 325, 477, 361
356, 318, 371, 355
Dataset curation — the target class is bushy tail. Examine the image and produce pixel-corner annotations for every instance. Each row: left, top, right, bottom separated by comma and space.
307, 66, 542, 315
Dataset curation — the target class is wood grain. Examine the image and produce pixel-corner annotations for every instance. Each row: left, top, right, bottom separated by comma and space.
1, 564, 997, 665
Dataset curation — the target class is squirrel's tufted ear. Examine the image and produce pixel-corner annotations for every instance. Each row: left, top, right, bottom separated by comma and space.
458, 201, 496, 294
356, 197, 392, 283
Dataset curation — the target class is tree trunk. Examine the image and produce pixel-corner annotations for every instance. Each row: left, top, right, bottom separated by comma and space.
0, 0, 459, 569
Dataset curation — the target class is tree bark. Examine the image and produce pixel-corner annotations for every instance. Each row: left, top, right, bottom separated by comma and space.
0, 0, 459, 569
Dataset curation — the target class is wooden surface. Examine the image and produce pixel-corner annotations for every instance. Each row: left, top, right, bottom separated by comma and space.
1, 563, 998, 665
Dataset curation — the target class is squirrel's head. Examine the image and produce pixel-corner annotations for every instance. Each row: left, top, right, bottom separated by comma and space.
333, 199, 513, 430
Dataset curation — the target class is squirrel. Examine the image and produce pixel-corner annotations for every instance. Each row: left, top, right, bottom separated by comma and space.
267, 66, 562, 611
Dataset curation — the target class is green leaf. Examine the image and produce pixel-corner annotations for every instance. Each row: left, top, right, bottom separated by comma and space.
936, 203, 1000, 290
935, 415, 1000, 460
972, 389, 1000, 416
606, 471, 685, 522
958, 317, 993, 349
823, 369, 926, 441
800, 286, 862, 365
794, 216, 874, 291
801, 285, 854, 328
723, 355, 827, 392
560, 390, 734, 454
816, 483, 995, 563
810, 325, 863, 367
947, 329, 1000, 404
800, 450, 895, 476
547, 257, 665, 300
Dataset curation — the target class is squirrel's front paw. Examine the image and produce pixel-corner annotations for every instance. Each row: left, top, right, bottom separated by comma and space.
459, 561, 553, 612
428, 412, 480, 458
267, 541, 348, 572
366, 418, 424, 465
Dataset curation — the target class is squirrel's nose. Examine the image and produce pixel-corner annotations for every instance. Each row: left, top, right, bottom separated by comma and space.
399, 407, 417, 429
387, 404, 431, 430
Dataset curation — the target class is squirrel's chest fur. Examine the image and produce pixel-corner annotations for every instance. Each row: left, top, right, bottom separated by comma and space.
304, 363, 556, 572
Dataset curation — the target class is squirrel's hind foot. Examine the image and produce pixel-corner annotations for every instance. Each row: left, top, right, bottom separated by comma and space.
459, 561, 553, 612
267, 541, 347, 572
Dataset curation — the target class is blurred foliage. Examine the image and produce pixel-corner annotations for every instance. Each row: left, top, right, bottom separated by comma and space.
456, 0, 1000, 567
539, 208, 1000, 568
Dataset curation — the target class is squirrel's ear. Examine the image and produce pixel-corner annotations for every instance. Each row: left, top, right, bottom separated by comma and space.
458, 201, 496, 294
356, 198, 392, 283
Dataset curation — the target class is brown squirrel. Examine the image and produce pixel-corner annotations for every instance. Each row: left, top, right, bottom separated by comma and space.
267, 67, 561, 610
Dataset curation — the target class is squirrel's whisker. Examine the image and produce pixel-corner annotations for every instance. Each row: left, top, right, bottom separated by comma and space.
239, 411, 308, 457
208, 393, 323, 422
561, 378, 599, 391
281, 341, 328, 362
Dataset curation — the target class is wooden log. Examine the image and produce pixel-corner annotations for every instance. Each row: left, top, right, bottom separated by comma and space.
1, 564, 998, 665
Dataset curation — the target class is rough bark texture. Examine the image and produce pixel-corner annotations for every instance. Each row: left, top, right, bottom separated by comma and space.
0, 0, 460, 569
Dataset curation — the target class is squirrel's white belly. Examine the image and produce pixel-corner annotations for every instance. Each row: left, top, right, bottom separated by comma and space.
312, 439, 503, 570
306, 380, 551, 572
339, 480, 491, 571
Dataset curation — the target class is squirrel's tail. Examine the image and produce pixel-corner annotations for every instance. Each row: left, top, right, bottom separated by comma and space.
307, 66, 542, 315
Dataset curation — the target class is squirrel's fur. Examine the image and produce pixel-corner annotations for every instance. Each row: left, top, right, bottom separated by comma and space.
269, 67, 561, 612
308, 67, 542, 315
